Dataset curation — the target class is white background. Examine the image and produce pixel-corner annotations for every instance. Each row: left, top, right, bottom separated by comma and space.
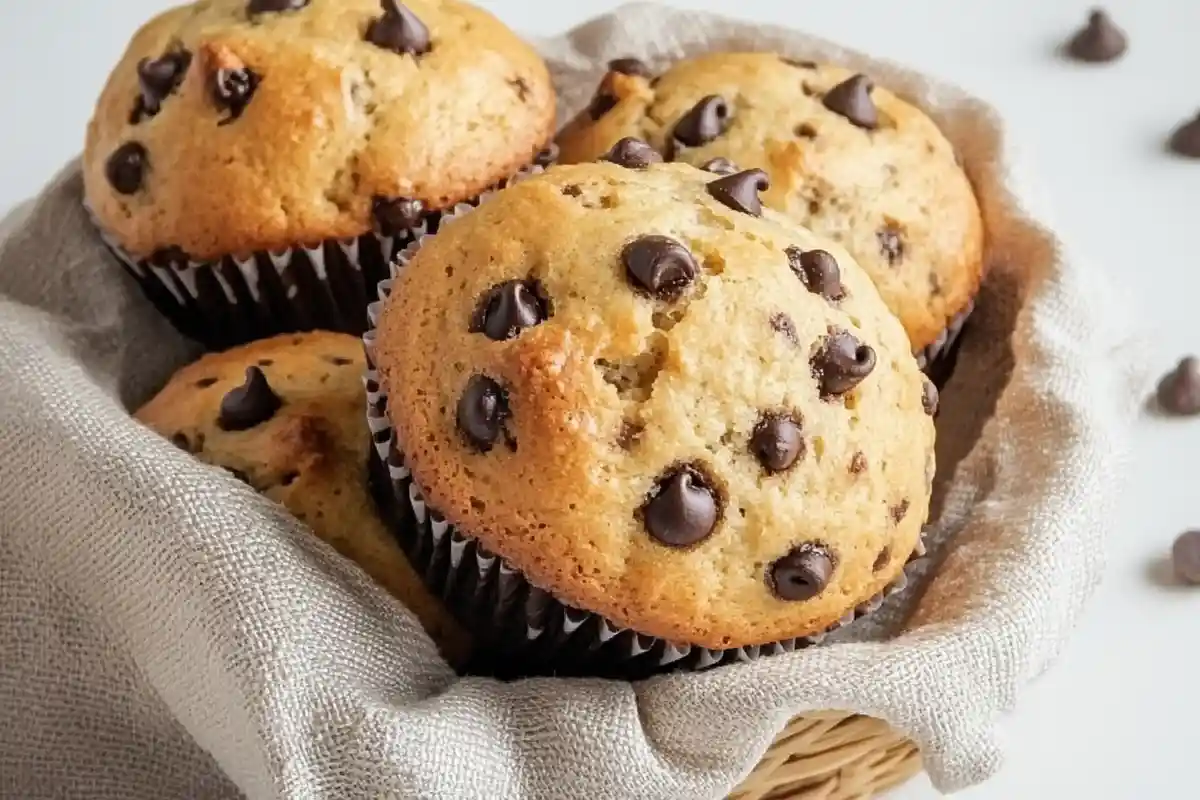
0, 1, 1193, 797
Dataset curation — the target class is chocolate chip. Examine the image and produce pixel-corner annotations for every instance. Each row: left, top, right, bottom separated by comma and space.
1065, 10, 1127, 63
795, 123, 818, 139
706, 169, 769, 216
325, 356, 355, 366
922, 379, 939, 416
823, 74, 878, 130
534, 142, 559, 167
194, 377, 219, 389
457, 375, 509, 452
770, 313, 798, 344
622, 235, 698, 301
812, 330, 876, 398
470, 280, 549, 341
608, 57, 652, 77
890, 499, 910, 524
699, 157, 738, 176
641, 465, 720, 547
878, 226, 904, 265
248, 0, 309, 12
769, 543, 834, 601
672, 95, 731, 148
106, 143, 148, 195
218, 367, 282, 431
508, 77, 531, 101
561, 184, 582, 198
787, 246, 845, 301
602, 137, 663, 169
1173, 530, 1200, 584
850, 451, 867, 474
372, 196, 425, 236
780, 56, 818, 69
211, 68, 260, 122
1168, 113, 1200, 158
750, 412, 805, 473
872, 546, 891, 572
367, 0, 431, 56
133, 50, 191, 121
1156, 356, 1200, 415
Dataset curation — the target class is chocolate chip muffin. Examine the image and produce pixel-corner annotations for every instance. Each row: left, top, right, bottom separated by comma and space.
135, 331, 470, 666
365, 152, 936, 676
85, 0, 555, 350
556, 53, 984, 368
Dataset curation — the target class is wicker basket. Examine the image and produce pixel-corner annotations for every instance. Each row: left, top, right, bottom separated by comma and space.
729, 712, 921, 800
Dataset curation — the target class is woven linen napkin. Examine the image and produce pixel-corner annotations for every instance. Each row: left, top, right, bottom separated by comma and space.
0, 4, 1146, 799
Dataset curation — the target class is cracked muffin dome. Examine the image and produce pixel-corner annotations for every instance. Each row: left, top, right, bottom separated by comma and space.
83, 0, 554, 261
555, 52, 984, 359
135, 332, 470, 665
371, 152, 938, 649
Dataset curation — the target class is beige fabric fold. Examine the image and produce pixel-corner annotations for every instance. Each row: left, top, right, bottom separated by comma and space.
0, 4, 1145, 798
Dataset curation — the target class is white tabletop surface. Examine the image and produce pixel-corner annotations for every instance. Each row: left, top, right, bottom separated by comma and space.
0, 0, 1193, 797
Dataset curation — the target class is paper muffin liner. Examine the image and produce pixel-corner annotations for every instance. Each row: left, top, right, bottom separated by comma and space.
86, 153, 552, 351
360, 198, 927, 679
916, 299, 975, 387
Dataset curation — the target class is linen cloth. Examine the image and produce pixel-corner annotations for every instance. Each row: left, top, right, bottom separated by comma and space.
0, 4, 1146, 798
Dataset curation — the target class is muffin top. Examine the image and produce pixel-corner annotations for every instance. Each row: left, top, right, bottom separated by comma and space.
84, 0, 555, 261
556, 52, 984, 354
135, 331, 469, 665
372, 156, 937, 649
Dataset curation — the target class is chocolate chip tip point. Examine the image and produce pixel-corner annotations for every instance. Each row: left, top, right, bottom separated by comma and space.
366, 159, 936, 665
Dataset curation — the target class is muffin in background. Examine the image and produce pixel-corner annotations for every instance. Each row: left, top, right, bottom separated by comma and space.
556, 52, 983, 370
136, 331, 471, 666
365, 153, 936, 677
85, 0, 556, 350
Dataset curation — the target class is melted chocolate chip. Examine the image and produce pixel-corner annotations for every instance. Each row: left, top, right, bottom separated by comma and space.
770, 313, 798, 344
218, 367, 282, 431
372, 196, 425, 236
922, 379, 939, 416
672, 95, 731, 148
890, 499, 910, 524
786, 246, 845, 301
1169, 113, 1200, 158
621, 235, 698, 300
133, 50, 191, 121
1065, 10, 1127, 63
194, 377, 219, 389
812, 330, 876, 398
608, 57, 652, 77
850, 451, 867, 474
795, 123, 818, 139
769, 543, 834, 601
1172, 530, 1200, 585
1156, 356, 1200, 415
700, 157, 738, 176
248, 0, 309, 12
106, 142, 148, 195
366, 0, 431, 56
470, 280, 549, 341
212, 68, 260, 122
823, 74, 878, 130
602, 137, 663, 169
873, 546, 891, 572
878, 226, 904, 265
457, 375, 509, 452
641, 465, 720, 547
706, 169, 769, 216
750, 413, 805, 473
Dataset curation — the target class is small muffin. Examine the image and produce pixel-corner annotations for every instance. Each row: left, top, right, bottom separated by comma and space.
556, 53, 984, 367
366, 153, 936, 675
136, 331, 470, 666
85, 0, 555, 349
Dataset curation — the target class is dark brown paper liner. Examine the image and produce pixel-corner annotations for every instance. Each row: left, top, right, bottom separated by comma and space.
361, 223, 927, 679
85, 158, 550, 351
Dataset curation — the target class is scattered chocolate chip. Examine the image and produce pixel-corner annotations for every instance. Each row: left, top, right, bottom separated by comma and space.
457, 375, 509, 452
878, 226, 904, 265
1168, 113, 1200, 158
706, 169, 769, 216
366, 0, 431, 56
672, 95, 731, 148
823, 74, 878, 130
770, 312, 798, 344
218, 367, 282, 431
194, 377, 219, 389
211, 68, 260, 122
133, 50, 191, 121
812, 330, 876, 398
608, 57, 652, 77
890, 499, 910, 524
1172, 530, 1200, 584
780, 56, 818, 69
641, 465, 720, 547
873, 546, 891, 572
1065, 9, 1127, 63
372, 196, 425, 235
850, 451, 867, 474
534, 142, 559, 167
795, 123, 818, 139
1156, 356, 1200, 415
470, 280, 549, 341
787, 246, 845, 301
699, 157, 738, 175
769, 543, 834, 601
751, 412, 805, 473
602, 137, 663, 169
248, 0, 309, 12
622, 235, 698, 301
106, 142, 148, 195
922, 379, 939, 416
